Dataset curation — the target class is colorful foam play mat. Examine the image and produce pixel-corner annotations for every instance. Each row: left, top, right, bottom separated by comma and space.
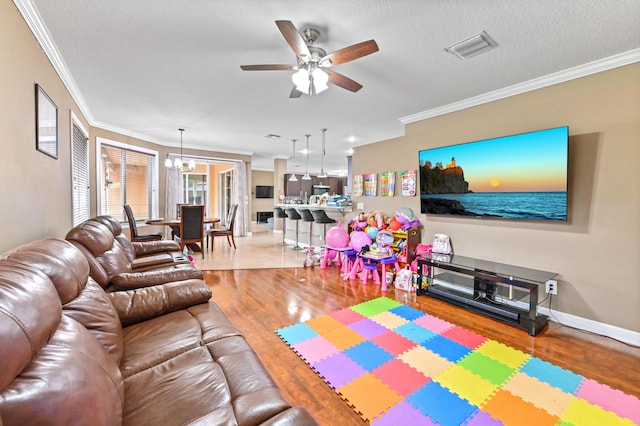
276, 297, 639, 425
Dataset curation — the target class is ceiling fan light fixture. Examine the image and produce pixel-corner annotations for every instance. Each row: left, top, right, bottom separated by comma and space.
292, 68, 310, 94
292, 66, 329, 95
312, 68, 329, 93
445, 31, 497, 60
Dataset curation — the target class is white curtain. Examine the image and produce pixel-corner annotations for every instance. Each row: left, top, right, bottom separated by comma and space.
165, 156, 182, 220
233, 161, 248, 236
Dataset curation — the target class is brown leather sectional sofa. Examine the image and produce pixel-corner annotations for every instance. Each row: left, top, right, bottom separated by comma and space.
0, 219, 317, 425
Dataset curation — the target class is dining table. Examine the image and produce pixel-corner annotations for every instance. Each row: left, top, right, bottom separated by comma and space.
145, 217, 220, 252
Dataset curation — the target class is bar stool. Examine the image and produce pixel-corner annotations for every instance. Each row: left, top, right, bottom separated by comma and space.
298, 208, 314, 247
285, 208, 302, 250
311, 209, 336, 244
273, 207, 287, 246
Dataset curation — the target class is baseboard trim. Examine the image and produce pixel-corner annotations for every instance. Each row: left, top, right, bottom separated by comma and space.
538, 306, 640, 346
431, 279, 639, 345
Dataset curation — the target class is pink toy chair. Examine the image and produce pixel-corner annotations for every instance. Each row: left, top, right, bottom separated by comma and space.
360, 258, 380, 285
379, 254, 401, 292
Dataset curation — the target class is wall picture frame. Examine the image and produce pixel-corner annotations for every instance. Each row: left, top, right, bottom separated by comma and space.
35, 84, 58, 159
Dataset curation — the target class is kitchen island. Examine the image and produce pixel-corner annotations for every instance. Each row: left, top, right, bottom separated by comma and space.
275, 204, 353, 248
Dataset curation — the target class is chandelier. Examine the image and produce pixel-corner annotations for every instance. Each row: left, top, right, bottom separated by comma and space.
165, 128, 195, 171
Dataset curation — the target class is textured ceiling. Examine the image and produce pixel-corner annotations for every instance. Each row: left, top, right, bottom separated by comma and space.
22, 0, 640, 174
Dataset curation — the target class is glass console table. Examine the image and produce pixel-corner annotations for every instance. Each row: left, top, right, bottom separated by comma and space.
417, 254, 558, 336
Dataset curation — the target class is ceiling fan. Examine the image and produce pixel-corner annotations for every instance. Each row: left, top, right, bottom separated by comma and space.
240, 20, 379, 98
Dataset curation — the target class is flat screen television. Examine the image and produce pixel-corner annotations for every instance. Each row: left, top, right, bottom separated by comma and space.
419, 126, 568, 221
255, 185, 274, 199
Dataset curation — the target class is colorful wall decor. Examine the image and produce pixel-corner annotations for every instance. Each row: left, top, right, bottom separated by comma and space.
353, 174, 363, 197
401, 169, 417, 196
363, 173, 378, 197
380, 171, 396, 197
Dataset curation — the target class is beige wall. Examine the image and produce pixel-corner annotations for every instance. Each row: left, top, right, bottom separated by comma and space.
353, 63, 640, 331
1, 1, 89, 250
251, 170, 275, 222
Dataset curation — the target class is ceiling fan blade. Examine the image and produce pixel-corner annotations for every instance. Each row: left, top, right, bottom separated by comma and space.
289, 87, 303, 98
325, 69, 363, 92
276, 20, 311, 62
240, 64, 296, 71
320, 40, 379, 67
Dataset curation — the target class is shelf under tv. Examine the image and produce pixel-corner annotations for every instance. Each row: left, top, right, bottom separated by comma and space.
417, 254, 558, 336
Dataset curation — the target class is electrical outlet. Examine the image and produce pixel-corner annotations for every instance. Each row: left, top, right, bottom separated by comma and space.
545, 279, 558, 295
357, 202, 364, 210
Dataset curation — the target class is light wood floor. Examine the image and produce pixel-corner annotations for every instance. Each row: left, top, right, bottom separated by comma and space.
200, 231, 640, 425
196, 228, 308, 270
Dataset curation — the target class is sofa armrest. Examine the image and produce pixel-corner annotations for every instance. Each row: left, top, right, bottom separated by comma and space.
131, 253, 189, 270
132, 240, 182, 256
107, 279, 212, 326
111, 265, 203, 290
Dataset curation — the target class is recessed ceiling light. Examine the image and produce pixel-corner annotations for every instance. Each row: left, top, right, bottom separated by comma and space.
265, 134, 280, 139
445, 31, 498, 60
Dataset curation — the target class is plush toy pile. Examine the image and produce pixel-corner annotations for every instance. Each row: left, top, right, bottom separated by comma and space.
322, 208, 422, 286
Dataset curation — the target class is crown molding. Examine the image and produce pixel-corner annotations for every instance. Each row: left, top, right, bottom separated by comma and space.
13, 0, 95, 123
400, 49, 640, 124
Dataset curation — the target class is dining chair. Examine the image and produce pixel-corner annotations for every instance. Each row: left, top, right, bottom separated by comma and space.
123, 204, 163, 242
172, 203, 193, 239
207, 204, 238, 250
177, 205, 205, 258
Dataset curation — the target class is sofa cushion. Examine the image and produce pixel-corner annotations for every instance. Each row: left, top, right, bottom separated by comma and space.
2, 237, 89, 304
110, 264, 204, 290
3, 238, 124, 364
0, 261, 60, 390
119, 305, 234, 378
120, 303, 299, 426
66, 221, 121, 287
0, 257, 124, 425
91, 215, 187, 268
2, 314, 125, 425
107, 279, 212, 327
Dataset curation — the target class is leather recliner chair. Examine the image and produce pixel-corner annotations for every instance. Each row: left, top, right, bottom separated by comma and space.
0, 237, 318, 425
66, 216, 203, 292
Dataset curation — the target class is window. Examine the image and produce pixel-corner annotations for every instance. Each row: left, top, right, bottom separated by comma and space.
96, 138, 159, 222
71, 113, 89, 225
182, 172, 208, 208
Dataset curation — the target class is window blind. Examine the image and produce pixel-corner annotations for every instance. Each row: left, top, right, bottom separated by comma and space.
71, 123, 89, 226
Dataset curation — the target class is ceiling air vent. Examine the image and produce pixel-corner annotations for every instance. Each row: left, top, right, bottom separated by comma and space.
445, 31, 498, 59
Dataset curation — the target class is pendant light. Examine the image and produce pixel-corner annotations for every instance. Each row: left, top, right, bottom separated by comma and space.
166, 128, 195, 171
289, 139, 298, 182
174, 128, 185, 169
302, 134, 311, 180
317, 128, 328, 178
